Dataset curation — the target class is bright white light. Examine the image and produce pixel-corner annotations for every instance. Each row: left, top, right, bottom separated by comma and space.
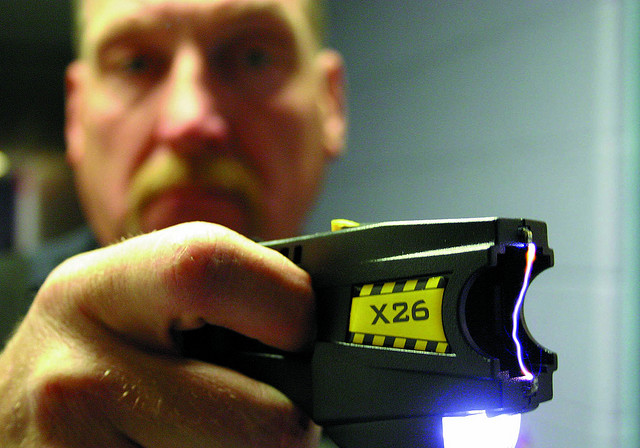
512, 242, 536, 380
442, 412, 521, 448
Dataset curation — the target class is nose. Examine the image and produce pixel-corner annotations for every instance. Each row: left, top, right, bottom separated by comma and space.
156, 46, 229, 152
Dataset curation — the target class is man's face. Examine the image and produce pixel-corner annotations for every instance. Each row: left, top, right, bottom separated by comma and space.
66, 0, 345, 244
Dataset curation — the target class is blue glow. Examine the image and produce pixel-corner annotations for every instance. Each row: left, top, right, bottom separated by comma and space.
512, 242, 536, 381
442, 411, 521, 448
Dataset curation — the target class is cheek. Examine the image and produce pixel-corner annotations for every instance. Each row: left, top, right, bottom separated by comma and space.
244, 90, 325, 183
84, 86, 158, 178
79, 90, 156, 227
274, 98, 326, 191
236, 91, 327, 236
83, 105, 128, 191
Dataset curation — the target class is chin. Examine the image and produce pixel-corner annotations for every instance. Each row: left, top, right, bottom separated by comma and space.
128, 190, 261, 237
142, 209, 255, 237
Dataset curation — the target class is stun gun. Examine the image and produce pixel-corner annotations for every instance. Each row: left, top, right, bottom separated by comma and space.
179, 218, 557, 448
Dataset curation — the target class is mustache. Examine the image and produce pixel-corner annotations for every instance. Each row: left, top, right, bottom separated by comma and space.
125, 152, 264, 233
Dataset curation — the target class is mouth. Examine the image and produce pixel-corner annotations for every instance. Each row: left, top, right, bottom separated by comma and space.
125, 153, 266, 237
138, 184, 257, 233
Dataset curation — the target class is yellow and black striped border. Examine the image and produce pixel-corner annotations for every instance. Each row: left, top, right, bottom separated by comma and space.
349, 276, 451, 354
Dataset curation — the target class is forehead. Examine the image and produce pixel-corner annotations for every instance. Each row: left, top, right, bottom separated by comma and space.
80, 0, 312, 55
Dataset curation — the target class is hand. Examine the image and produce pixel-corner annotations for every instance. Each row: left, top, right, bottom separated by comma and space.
0, 222, 320, 447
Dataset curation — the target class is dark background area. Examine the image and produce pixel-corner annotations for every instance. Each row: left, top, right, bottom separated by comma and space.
1, 1, 74, 149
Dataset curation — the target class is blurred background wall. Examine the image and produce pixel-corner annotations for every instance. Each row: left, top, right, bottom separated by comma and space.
0, 0, 79, 253
1, 1, 639, 447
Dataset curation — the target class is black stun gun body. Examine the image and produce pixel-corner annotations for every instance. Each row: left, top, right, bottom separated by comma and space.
180, 218, 557, 448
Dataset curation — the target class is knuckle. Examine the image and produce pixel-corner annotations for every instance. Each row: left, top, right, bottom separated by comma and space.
161, 223, 242, 311
28, 360, 111, 438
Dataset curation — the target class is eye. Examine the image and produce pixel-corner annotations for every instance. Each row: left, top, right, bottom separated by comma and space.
217, 42, 279, 74
100, 46, 167, 80
212, 34, 295, 94
242, 46, 273, 70
98, 46, 170, 102
122, 52, 170, 78
122, 55, 151, 74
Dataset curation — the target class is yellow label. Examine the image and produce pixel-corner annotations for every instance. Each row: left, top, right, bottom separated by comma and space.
349, 280, 446, 342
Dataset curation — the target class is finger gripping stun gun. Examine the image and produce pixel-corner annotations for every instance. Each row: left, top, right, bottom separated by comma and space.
180, 218, 557, 448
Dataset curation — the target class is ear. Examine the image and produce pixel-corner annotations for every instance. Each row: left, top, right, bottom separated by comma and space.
317, 49, 347, 160
65, 61, 88, 169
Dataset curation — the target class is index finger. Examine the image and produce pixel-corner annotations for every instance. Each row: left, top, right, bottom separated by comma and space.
37, 222, 315, 353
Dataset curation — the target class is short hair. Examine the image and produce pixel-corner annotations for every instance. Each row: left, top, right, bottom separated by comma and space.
71, 0, 327, 56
